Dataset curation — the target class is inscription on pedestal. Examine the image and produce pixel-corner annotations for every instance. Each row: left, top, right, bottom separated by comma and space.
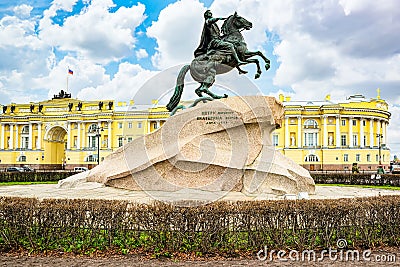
196, 111, 240, 124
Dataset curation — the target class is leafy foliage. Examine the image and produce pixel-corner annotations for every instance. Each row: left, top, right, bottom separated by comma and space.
1, 196, 400, 255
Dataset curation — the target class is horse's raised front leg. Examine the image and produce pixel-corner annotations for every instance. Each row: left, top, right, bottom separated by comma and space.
244, 50, 270, 71
242, 57, 262, 79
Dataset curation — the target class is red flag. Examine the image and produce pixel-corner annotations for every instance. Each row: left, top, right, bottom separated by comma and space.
68, 69, 73, 75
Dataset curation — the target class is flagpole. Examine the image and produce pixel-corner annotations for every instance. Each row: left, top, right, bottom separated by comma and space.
66, 67, 69, 91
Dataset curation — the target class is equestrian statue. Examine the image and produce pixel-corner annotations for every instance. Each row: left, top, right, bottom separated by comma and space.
166, 10, 270, 112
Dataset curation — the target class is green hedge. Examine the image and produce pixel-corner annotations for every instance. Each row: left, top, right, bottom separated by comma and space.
1, 196, 400, 255
0, 172, 77, 182
312, 173, 400, 186
3, 172, 400, 186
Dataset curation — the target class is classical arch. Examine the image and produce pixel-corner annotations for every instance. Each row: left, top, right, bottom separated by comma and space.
44, 125, 68, 142
43, 125, 68, 168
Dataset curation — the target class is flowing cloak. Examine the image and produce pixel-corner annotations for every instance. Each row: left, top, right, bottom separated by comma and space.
194, 22, 211, 58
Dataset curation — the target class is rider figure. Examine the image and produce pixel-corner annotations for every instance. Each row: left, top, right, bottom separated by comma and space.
194, 10, 246, 67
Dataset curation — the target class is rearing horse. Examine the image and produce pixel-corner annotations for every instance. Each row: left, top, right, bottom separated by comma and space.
166, 12, 270, 112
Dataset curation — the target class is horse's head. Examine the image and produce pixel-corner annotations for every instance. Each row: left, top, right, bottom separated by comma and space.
222, 11, 252, 35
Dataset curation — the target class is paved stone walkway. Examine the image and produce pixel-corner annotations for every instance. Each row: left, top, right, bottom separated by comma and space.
1, 249, 400, 266
0, 183, 399, 203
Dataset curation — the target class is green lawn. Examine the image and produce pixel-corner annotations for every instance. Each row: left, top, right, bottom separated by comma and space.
0, 181, 58, 186
316, 183, 400, 190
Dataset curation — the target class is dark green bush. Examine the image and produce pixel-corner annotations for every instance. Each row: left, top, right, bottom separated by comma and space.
1, 196, 400, 255
312, 173, 400, 186
0, 172, 77, 182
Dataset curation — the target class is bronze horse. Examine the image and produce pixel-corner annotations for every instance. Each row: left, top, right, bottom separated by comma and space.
166, 12, 270, 112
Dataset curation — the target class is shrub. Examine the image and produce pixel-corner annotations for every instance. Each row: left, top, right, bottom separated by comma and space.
1, 196, 400, 255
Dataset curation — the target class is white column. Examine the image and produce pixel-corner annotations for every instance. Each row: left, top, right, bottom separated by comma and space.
285, 117, 289, 148
15, 124, 19, 149
84, 123, 88, 148
297, 116, 302, 148
349, 117, 354, 147
0, 124, 4, 149
147, 120, 151, 133
9, 124, 13, 149
67, 122, 71, 150
323, 116, 328, 147
360, 119, 364, 148
97, 121, 102, 148
336, 116, 340, 148
370, 119, 374, 147
108, 120, 112, 149
28, 123, 33, 149
383, 121, 387, 145
77, 122, 81, 149
37, 123, 42, 150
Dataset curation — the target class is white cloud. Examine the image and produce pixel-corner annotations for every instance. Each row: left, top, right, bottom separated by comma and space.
13, 4, 33, 18
39, 0, 147, 63
135, 48, 148, 59
0, 6, 53, 103
146, 0, 206, 69
77, 62, 158, 102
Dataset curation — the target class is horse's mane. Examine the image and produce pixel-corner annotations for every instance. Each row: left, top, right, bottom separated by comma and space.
221, 14, 234, 35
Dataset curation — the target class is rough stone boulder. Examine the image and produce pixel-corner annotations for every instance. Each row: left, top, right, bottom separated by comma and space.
59, 96, 315, 196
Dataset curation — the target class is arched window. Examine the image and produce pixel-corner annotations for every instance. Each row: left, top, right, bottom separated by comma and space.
305, 154, 319, 162
21, 125, 29, 134
304, 119, 318, 129
88, 124, 98, 133
17, 155, 27, 162
85, 154, 98, 162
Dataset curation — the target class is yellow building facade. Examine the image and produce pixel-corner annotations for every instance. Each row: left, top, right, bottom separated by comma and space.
273, 93, 391, 172
0, 91, 168, 170
0, 91, 391, 172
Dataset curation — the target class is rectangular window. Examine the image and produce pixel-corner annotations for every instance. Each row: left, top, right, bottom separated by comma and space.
118, 137, 123, 147
363, 120, 366, 126
128, 122, 132, 128
363, 136, 367, 147
73, 136, 77, 147
367, 154, 371, 162
353, 135, 358, 146
273, 135, 279, 146
304, 133, 317, 147
344, 154, 349, 162
137, 122, 142, 128
356, 154, 360, 162
118, 122, 123, 129
341, 135, 347, 146
127, 137, 133, 143
376, 154, 379, 162
89, 136, 97, 148
22, 137, 29, 149
352, 120, 357, 126
341, 119, 346, 126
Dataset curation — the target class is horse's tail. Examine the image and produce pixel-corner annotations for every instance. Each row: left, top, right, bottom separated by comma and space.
166, 64, 190, 112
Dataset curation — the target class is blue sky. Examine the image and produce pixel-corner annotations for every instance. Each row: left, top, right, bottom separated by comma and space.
0, 0, 400, 155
